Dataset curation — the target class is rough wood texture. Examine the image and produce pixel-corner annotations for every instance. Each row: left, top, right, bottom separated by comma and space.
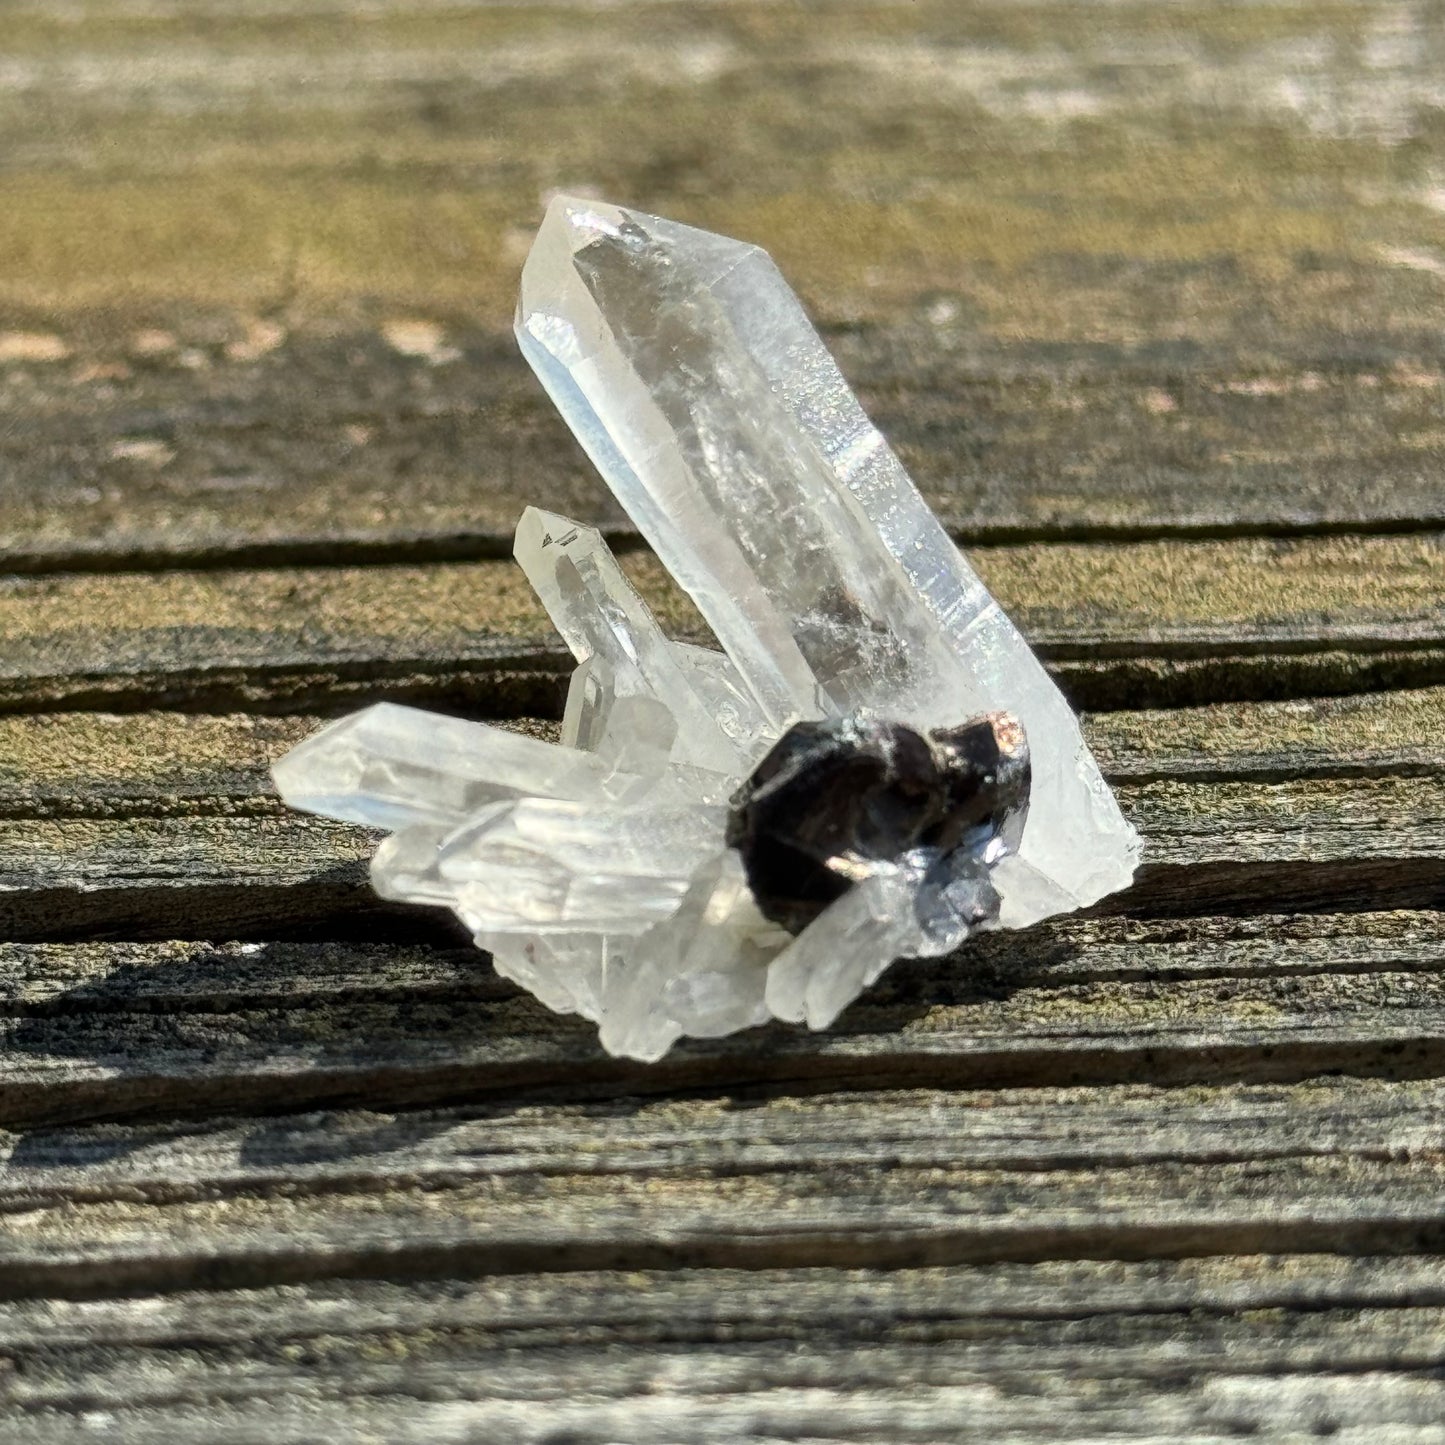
4, 0, 1445, 1439
9, 1256, 1445, 1441
2, 1, 1445, 568
4, 694, 1445, 941
4, 533, 1445, 715
2, 913, 1444, 1128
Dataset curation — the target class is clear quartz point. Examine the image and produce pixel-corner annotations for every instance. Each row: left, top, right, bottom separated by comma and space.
514, 506, 743, 774
272, 198, 1140, 1061
764, 867, 923, 1031
273, 702, 627, 830
441, 798, 728, 936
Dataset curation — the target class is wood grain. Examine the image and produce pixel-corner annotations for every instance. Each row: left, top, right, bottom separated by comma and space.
2, 0, 1443, 566
4, 686, 1443, 818
7, 321, 1445, 573
3, 690, 1444, 940
7, 1066, 1445, 1282
8, 775, 1445, 933
3, 532, 1445, 716
2, 912, 1444, 1127
1, 1257, 1444, 1439
5, 1376, 1445, 1445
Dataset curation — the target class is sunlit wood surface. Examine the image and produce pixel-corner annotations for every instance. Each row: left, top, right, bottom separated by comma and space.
1, 2, 1444, 1438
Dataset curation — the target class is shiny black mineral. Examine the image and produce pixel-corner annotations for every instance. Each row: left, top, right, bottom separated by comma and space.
727, 712, 1031, 935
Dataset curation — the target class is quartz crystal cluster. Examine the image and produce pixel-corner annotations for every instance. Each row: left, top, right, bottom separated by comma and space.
273, 198, 1140, 1061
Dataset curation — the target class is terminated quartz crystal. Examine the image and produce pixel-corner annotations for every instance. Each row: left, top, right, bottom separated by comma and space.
273, 198, 1140, 1061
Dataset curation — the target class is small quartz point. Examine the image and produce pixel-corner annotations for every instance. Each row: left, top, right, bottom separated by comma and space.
765, 867, 922, 1031
514, 506, 744, 775
440, 799, 728, 935
273, 199, 1140, 1062
273, 702, 628, 831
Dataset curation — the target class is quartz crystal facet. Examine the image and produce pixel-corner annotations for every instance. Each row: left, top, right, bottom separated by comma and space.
273, 198, 1140, 1061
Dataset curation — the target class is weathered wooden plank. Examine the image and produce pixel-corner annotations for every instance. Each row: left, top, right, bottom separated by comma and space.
5, 1076, 1445, 1295
0, 914, 1442, 1125
3, 773, 1443, 938
3, 533, 1445, 715
9, 1074, 1445, 1204
3, 5, 1443, 1435
3, 686, 1440, 825
1088, 687, 1445, 784
4, 1254, 1444, 1353
2, 1, 1443, 563
4, 910, 1441, 1008
6, 325, 1445, 573
5, 745, 1444, 934
4, 1264, 1445, 1437
7, 1376, 1445, 1445
2, 688, 1444, 937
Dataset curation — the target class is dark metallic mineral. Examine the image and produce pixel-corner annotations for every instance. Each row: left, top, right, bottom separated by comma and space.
727, 712, 1030, 935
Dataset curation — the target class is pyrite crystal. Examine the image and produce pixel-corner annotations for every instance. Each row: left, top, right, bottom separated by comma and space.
274, 198, 1140, 1060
